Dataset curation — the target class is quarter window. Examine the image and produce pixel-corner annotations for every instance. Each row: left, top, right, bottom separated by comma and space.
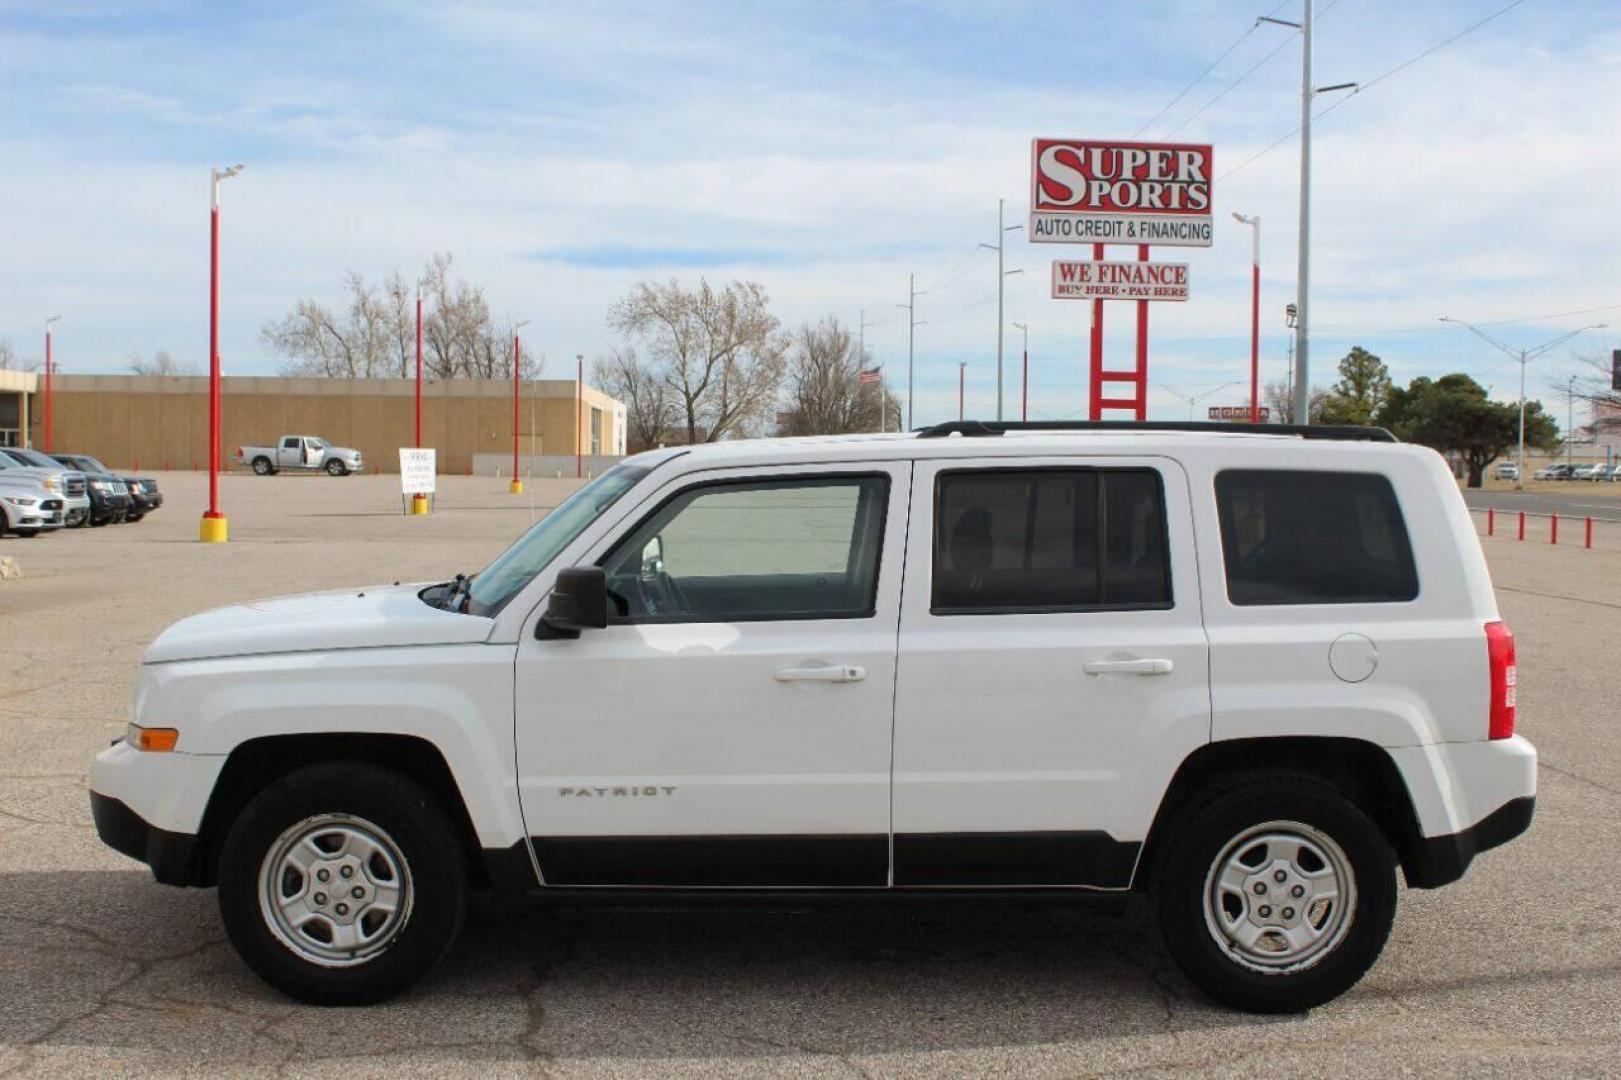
1215, 469, 1418, 605
601, 476, 888, 623
932, 468, 1171, 614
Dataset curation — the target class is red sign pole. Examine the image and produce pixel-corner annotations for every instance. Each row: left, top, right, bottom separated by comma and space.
43, 322, 53, 451
199, 165, 239, 543
1134, 244, 1149, 421
414, 291, 423, 449
1088, 243, 1104, 419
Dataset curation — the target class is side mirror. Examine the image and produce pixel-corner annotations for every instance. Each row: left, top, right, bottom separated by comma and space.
537, 566, 608, 639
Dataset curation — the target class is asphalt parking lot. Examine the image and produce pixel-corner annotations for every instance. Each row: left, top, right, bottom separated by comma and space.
3, 471, 1619, 1077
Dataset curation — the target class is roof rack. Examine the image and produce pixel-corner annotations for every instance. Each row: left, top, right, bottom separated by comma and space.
914, 420, 1396, 443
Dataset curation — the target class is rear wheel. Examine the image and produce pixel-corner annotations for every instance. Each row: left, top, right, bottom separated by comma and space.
217, 763, 467, 1005
252, 456, 274, 476
1152, 772, 1396, 1013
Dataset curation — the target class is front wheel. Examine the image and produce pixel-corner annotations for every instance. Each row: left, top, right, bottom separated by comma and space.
217, 763, 467, 1005
325, 459, 348, 476
1153, 772, 1396, 1013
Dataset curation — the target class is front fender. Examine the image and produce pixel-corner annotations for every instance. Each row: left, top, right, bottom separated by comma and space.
137, 643, 523, 848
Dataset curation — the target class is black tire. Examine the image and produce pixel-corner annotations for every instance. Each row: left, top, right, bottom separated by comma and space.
1152, 771, 1397, 1014
216, 762, 467, 1006
252, 456, 274, 476
325, 458, 347, 476
126, 513, 144, 523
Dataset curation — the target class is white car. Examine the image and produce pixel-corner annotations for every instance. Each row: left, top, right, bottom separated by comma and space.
0, 474, 66, 535
1494, 461, 1519, 481
90, 421, 1536, 1013
0, 448, 90, 525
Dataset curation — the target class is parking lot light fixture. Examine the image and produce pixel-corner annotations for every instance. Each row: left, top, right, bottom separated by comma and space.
201, 164, 243, 544
1439, 317, 1605, 491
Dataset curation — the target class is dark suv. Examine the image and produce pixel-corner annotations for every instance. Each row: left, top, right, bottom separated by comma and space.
51, 454, 163, 524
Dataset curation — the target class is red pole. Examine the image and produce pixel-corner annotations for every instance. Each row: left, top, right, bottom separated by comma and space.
1487, 508, 1495, 536
958, 363, 965, 421
1021, 344, 1028, 422
43, 326, 53, 451
1088, 243, 1104, 420
1551, 513, 1559, 545
1518, 511, 1525, 541
1134, 244, 1149, 421
1248, 247, 1260, 424
414, 292, 423, 449
1586, 516, 1593, 549
576, 356, 584, 479
205, 193, 222, 523
512, 333, 521, 482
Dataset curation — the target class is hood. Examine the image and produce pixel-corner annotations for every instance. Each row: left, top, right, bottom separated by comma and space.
144, 583, 493, 664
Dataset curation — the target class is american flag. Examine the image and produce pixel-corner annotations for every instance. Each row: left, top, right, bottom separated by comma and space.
858, 367, 882, 384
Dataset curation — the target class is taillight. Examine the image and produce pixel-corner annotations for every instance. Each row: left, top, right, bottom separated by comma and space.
1485, 620, 1516, 740
235, 447, 243, 457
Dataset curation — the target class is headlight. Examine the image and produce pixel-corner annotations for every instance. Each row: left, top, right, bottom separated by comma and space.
90, 480, 110, 492
3, 494, 39, 507
125, 724, 179, 752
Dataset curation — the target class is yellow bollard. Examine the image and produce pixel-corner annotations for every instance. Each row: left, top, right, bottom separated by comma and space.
199, 514, 229, 543
509, 478, 524, 495
410, 494, 429, 515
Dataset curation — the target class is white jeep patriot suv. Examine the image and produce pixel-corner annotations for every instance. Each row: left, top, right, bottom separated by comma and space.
90, 421, 1535, 1012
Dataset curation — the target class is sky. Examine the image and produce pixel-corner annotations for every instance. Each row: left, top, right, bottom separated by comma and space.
2, 0, 1619, 427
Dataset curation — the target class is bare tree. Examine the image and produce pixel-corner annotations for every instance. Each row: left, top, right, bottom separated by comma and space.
777, 317, 897, 435
128, 349, 194, 376
263, 254, 539, 380
593, 346, 674, 453
1569, 348, 1620, 411
1263, 379, 1328, 424
609, 278, 787, 443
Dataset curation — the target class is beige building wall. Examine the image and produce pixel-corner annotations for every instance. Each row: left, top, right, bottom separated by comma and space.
42, 374, 623, 474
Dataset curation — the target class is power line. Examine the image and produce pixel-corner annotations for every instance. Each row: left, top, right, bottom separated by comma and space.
1313, 302, 1621, 337
922, 245, 992, 295
1218, 0, 1531, 182
1132, 0, 1294, 138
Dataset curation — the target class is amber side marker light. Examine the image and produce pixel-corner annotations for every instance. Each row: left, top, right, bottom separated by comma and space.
127, 724, 179, 752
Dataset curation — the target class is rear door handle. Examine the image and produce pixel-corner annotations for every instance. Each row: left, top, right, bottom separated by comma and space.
774, 665, 867, 683
1083, 658, 1174, 676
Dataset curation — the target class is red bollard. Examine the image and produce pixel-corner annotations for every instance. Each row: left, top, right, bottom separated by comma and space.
162, 460, 170, 471
1518, 511, 1526, 541
1487, 508, 1495, 536
132, 458, 139, 471
1586, 516, 1594, 550
1551, 513, 1559, 545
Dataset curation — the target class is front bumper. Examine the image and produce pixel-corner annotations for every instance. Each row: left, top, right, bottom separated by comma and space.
90, 791, 199, 885
88, 491, 133, 519
5, 497, 64, 529
131, 491, 164, 513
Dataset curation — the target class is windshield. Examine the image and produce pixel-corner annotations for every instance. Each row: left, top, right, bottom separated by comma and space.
465, 460, 658, 615
8, 449, 59, 469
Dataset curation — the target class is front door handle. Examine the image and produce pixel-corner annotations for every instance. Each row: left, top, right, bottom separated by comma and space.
1083, 658, 1174, 676
774, 665, 867, 683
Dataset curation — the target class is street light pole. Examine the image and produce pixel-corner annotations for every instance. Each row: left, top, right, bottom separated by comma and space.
1232, 213, 1261, 422
576, 353, 585, 480
1155, 380, 1240, 422
415, 287, 423, 449
43, 316, 61, 451
200, 164, 242, 544
979, 198, 1024, 420
1012, 322, 1029, 421
1438, 317, 1605, 490
958, 362, 966, 421
897, 275, 926, 430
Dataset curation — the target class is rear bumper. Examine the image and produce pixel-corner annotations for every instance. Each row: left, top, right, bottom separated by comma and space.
1403, 795, 1534, 889
90, 791, 200, 886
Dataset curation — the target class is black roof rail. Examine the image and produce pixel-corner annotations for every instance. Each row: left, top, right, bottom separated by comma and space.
914, 420, 1396, 443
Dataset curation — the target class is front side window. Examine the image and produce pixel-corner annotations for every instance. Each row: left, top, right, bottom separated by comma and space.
602, 475, 889, 623
932, 468, 1171, 614
1215, 469, 1418, 605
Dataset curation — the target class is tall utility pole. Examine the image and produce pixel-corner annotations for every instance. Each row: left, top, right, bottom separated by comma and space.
1567, 375, 1578, 467
1258, 3, 1354, 426
1232, 213, 1261, 422
43, 315, 61, 451
979, 198, 1024, 420
1012, 322, 1029, 421
897, 275, 925, 430
958, 362, 966, 421
1439, 318, 1604, 490
200, 164, 242, 544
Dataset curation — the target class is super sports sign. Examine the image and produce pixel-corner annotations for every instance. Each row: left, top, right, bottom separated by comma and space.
1030, 139, 1213, 248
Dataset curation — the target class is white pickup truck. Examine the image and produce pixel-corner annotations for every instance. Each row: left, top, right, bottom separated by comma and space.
235, 435, 363, 476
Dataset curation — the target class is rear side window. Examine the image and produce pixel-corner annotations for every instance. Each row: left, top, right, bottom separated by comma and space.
933, 468, 1171, 614
1215, 470, 1418, 605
